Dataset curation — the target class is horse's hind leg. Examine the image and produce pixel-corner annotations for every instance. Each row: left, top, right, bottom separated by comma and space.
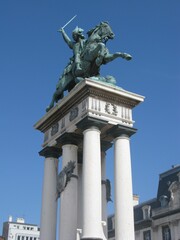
46, 90, 64, 112
46, 93, 56, 112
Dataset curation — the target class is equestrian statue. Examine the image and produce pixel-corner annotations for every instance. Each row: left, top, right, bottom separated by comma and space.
46, 18, 132, 112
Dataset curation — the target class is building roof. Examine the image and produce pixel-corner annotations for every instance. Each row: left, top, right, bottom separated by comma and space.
134, 165, 180, 220
157, 165, 180, 200
108, 165, 180, 232
3, 221, 38, 227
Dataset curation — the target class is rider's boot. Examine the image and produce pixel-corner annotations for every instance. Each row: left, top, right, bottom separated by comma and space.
75, 63, 83, 76
95, 54, 104, 66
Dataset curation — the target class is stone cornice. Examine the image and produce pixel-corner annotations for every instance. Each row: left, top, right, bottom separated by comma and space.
152, 207, 180, 220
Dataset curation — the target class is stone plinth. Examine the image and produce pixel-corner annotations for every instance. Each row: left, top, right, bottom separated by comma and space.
35, 78, 144, 148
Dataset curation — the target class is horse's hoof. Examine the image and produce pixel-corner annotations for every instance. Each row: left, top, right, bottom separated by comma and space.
46, 106, 52, 112
125, 54, 132, 61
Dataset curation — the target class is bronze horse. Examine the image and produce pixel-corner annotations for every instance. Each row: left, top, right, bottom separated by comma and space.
46, 22, 132, 111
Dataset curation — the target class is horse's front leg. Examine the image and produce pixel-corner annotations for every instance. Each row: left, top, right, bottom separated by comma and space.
119, 52, 132, 60
103, 52, 132, 64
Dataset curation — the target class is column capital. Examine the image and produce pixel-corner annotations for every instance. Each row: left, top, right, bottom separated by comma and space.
107, 125, 137, 139
76, 116, 108, 131
39, 146, 61, 158
57, 132, 82, 146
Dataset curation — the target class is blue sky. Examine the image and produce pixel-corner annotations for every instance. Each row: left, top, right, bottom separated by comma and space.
0, 0, 180, 230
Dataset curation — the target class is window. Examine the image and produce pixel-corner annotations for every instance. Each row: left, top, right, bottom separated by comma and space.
143, 230, 151, 240
17, 236, 20, 240
159, 195, 168, 207
162, 226, 171, 240
144, 209, 149, 219
142, 205, 151, 220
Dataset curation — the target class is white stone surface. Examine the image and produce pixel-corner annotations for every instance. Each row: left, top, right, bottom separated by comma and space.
34, 79, 145, 240
81, 127, 105, 240
59, 144, 78, 240
114, 135, 135, 240
2, 217, 40, 240
101, 151, 108, 238
43, 96, 135, 147
77, 163, 83, 231
40, 157, 58, 240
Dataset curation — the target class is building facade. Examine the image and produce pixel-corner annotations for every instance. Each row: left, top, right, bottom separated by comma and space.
108, 165, 180, 240
2, 217, 40, 240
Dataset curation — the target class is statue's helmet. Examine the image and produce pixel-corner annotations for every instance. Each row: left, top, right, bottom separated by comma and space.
72, 26, 84, 41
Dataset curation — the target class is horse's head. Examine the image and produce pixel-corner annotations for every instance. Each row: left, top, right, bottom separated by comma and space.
87, 21, 115, 43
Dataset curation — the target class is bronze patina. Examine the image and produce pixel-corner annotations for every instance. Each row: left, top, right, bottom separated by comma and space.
46, 21, 132, 112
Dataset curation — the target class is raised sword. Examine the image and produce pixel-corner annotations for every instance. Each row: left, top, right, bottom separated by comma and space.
57, 15, 77, 32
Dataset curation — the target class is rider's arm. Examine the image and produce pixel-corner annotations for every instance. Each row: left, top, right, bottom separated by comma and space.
60, 28, 73, 49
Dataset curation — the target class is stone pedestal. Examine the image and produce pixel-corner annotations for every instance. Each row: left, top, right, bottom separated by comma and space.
34, 78, 144, 240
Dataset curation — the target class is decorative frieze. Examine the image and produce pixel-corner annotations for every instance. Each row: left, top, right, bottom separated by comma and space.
105, 102, 118, 116
69, 107, 79, 121
43, 97, 134, 146
51, 122, 59, 136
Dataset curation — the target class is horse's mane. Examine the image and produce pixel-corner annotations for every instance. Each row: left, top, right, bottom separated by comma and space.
87, 21, 109, 37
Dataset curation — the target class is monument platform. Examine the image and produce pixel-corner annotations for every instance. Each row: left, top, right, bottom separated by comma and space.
34, 78, 144, 149
34, 78, 144, 240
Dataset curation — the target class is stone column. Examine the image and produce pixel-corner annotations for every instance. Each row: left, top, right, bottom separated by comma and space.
81, 126, 104, 240
59, 143, 78, 240
39, 146, 61, 240
113, 130, 135, 240
77, 155, 83, 231
101, 151, 107, 238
